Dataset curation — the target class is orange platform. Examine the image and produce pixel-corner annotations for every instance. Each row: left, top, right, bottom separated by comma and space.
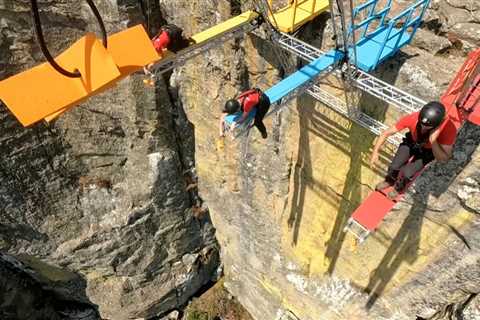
0, 33, 121, 127
44, 25, 160, 122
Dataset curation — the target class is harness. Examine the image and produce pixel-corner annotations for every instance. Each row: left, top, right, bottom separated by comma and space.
236, 88, 262, 112
405, 121, 434, 152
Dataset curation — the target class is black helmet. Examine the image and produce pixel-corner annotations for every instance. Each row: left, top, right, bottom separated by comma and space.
224, 99, 240, 114
419, 101, 445, 128
162, 24, 183, 41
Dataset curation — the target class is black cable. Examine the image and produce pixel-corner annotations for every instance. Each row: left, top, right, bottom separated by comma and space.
30, 0, 109, 78
30, 0, 81, 78
86, 0, 108, 48
138, 0, 149, 34
138, 0, 147, 19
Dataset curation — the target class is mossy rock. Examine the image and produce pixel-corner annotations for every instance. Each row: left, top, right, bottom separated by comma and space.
186, 310, 209, 320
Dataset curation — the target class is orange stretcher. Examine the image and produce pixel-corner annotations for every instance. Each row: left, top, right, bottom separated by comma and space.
0, 33, 120, 127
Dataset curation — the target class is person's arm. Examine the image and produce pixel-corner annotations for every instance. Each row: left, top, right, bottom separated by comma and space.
429, 128, 453, 162
370, 125, 401, 166
219, 113, 226, 137
235, 112, 249, 125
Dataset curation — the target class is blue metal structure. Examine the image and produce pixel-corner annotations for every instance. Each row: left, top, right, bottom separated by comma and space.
224, 0, 432, 138
350, 0, 430, 72
224, 49, 343, 129
264, 49, 343, 104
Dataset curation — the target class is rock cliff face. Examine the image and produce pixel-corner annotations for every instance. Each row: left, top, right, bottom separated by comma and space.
0, 1, 218, 319
1, 0, 480, 320
176, 1, 480, 320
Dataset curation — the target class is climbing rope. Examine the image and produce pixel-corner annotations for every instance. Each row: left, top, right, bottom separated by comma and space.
29, 0, 108, 78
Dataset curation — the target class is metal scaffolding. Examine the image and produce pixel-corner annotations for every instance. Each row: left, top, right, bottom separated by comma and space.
152, 17, 260, 75
274, 31, 425, 115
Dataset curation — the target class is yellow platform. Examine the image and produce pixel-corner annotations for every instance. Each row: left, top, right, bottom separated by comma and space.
0, 33, 121, 127
44, 25, 159, 122
270, 0, 329, 33
191, 10, 259, 44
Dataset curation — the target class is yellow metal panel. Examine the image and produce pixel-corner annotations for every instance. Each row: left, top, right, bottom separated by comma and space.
272, 0, 329, 33
44, 25, 161, 122
0, 33, 121, 127
191, 10, 259, 44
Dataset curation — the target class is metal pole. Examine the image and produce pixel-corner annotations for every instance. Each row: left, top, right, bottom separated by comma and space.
347, 0, 358, 68
328, 0, 339, 49
291, 0, 298, 32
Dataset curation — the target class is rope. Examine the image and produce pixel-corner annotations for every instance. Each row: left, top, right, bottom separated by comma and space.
86, 0, 108, 48
29, 0, 108, 78
30, 0, 80, 78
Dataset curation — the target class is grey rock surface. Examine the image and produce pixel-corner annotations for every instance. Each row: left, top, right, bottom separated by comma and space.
1, 0, 480, 320
0, 1, 218, 319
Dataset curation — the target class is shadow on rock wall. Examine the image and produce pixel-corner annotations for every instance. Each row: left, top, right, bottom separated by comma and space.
287, 53, 410, 278
0, 252, 100, 320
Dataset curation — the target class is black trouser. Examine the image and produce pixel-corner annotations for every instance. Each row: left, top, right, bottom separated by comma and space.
169, 37, 191, 53
164, 25, 191, 53
386, 134, 434, 189
253, 93, 271, 135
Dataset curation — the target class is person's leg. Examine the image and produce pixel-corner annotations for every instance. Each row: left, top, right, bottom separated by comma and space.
387, 144, 412, 181
376, 143, 411, 191
395, 159, 424, 190
388, 149, 433, 198
253, 94, 271, 139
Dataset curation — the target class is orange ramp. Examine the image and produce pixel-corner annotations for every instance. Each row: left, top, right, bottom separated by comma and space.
0, 33, 121, 127
44, 25, 160, 122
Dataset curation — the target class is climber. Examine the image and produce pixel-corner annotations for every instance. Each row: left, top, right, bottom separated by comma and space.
219, 88, 271, 139
143, 24, 194, 85
370, 101, 458, 199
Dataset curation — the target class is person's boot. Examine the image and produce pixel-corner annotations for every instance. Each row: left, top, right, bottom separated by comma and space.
375, 180, 393, 191
387, 189, 399, 200
258, 126, 267, 139
387, 177, 409, 200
